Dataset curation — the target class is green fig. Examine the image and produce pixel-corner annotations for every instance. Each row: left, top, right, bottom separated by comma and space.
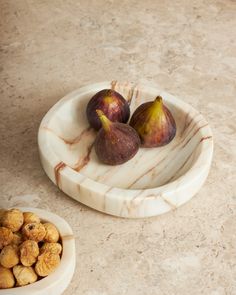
129, 96, 176, 147
94, 110, 140, 165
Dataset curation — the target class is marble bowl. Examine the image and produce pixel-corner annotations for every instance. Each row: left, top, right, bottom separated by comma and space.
0, 207, 75, 295
38, 81, 213, 218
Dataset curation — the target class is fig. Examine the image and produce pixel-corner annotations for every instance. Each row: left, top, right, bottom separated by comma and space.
94, 110, 140, 165
23, 212, 40, 224
0, 245, 19, 268
86, 89, 130, 130
13, 265, 37, 286
35, 252, 60, 277
2, 209, 24, 232
0, 266, 15, 289
22, 222, 46, 242
43, 222, 59, 243
129, 96, 176, 147
0, 227, 13, 249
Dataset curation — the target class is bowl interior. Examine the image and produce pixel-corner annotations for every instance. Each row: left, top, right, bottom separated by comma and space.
44, 82, 205, 190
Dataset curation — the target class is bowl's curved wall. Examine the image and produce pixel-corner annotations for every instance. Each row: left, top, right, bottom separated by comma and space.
38, 81, 213, 218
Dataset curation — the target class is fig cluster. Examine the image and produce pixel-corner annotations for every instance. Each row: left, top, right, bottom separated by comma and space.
0, 208, 62, 289
86, 89, 176, 165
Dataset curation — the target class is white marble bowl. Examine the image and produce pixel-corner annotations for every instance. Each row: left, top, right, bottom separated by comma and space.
38, 81, 213, 218
0, 207, 75, 295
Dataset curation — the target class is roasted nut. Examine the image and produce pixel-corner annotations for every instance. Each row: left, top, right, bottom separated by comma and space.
35, 252, 60, 277
11, 232, 23, 246
23, 212, 40, 224
0, 227, 13, 249
13, 265, 37, 286
0, 266, 15, 289
0, 245, 19, 268
2, 209, 24, 232
22, 223, 46, 242
43, 223, 59, 243
20, 240, 39, 266
40, 242, 62, 255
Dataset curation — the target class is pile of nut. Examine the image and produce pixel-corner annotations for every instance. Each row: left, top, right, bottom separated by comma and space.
0, 208, 62, 289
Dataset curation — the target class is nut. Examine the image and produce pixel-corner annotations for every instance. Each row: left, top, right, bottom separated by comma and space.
11, 232, 23, 246
13, 265, 37, 286
20, 240, 39, 266
0, 227, 13, 249
0, 245, 19, 268
40, 242, 62, 255
2, 209, 24, 232
23, 212, 40, 224
22, 222, 46, 242
43, 222, 59, 243
0, 266, 15, 289
35, 252, 60, 277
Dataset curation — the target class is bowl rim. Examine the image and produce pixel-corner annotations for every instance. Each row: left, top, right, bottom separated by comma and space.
0, 207, 75, 294
38, 81, 214, 198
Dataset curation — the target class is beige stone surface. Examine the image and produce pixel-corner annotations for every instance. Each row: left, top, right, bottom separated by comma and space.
0, 0, 235, 294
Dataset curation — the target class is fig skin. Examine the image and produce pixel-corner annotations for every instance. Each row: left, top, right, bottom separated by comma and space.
86, 89, 130, 130
94, 110, 140, 165
130, 96, 176, 147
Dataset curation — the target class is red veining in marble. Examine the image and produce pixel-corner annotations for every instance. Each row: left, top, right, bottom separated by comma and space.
200, 136, 212, 142
54, 162, 66, 187
74, 143, 94, 172
42, 126, 92, 145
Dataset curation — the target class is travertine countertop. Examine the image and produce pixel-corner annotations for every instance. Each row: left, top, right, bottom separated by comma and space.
1, 1, 235, 294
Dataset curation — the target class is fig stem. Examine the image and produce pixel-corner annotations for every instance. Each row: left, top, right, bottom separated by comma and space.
96, 109, 111, 131
154, 95, 163, 105
150, 95, 163, 117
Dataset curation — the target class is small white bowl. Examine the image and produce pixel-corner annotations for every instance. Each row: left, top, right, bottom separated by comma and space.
0, 207, 75, 295
38, 81, 213, 218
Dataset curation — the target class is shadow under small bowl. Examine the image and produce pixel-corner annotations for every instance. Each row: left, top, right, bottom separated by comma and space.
0, 207, 75, 295
38, 81, 213, 218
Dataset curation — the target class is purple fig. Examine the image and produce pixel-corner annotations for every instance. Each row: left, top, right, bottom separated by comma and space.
86, 89, 130, 130
129, 96, 176, 147
94, 110, 140, 165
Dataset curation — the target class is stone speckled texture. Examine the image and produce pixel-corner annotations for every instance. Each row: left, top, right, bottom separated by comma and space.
0, 0, 235, 294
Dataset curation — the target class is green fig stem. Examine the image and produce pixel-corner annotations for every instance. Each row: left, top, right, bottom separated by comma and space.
150, 96, 163, 117
153, 95, 163, 106
96, 109, 111, 131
